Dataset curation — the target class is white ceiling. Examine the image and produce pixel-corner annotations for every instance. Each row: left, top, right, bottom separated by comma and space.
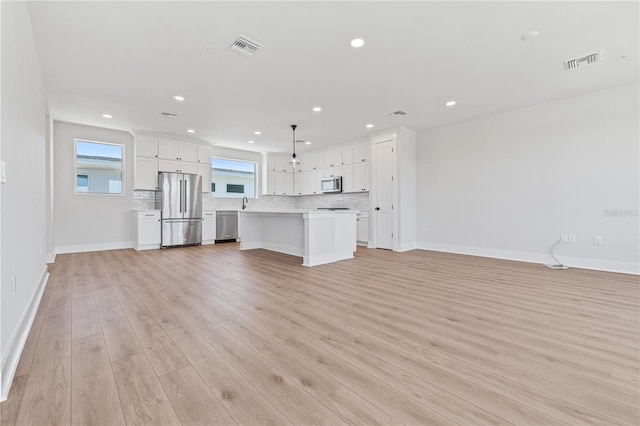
27, 1, 639, 154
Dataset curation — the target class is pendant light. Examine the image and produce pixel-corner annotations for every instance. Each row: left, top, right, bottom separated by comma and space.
289, 124, 300, 167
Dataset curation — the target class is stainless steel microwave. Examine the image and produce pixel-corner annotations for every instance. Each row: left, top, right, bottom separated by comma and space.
321, 176, 342, 193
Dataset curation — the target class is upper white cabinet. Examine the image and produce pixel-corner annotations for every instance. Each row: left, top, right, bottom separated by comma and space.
135, 157, 159, 190
197, 145, 211, 164
263, 141, 369, 197
198, 163, 211, 193
158, 159, 198, 174
135, 136, 158, 158
323, 149, 342, 168
158, 139, 197, 162
341, 146, 354, 165
353, 143, 370, 163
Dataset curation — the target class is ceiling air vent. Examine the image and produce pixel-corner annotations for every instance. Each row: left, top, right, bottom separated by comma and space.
564, 51, 601, 70
229, 35, 263, 57
388, 110, 408, 117
160, 112, 178, 118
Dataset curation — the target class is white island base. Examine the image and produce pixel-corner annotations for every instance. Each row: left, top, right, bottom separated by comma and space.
239, 210, 357, 266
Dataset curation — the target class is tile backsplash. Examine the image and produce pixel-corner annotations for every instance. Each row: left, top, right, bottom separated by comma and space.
295, 192, 370, 211
202, 194, 296, 211
132, 190, 157, 210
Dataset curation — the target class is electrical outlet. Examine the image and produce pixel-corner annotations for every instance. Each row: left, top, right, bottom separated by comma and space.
568, 234, 576, 243
12, 275, 16, 294
560, 234, 568, 243
594, 236, 603, 245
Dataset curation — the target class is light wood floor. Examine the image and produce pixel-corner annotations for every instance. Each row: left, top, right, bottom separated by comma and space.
1, 244, 638, 425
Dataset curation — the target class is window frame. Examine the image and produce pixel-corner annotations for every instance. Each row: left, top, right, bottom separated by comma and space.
74, 138, 125, 196
211, 156, 257, 199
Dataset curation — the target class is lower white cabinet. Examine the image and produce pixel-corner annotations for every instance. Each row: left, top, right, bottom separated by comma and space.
133, 211, 161, 250
356, 211, 369, 245
202, 210, 216, 245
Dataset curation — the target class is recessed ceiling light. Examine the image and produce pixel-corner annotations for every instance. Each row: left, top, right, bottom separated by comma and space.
350, 38, 365, 48
248, 140, 254, 144
254, 131, 261, 135
366, 124, 374, 128
187, 129, 195, 133
312, 106, 322, 112
445, 100, 457, 107
173, 95, 185, 101
102, 114, 112, 118
305, 141, 312, 145
521, 31, 539, 41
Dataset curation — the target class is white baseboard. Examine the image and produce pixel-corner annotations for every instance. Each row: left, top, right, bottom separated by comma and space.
45, 252, 56, 264
55, 241, 133, 255
1, 266, 49, 401
416, 242, 639, 275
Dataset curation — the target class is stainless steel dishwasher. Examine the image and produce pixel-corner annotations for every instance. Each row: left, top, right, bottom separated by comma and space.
216, 210, 238, 242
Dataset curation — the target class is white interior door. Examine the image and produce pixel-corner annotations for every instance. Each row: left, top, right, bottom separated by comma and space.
373, 139, 395, 249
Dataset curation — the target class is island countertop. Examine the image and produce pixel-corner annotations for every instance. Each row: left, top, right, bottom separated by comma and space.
239, 209, 357, 266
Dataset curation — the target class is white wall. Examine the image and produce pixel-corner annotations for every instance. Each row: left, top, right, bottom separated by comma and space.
54, 121, 134, 253
416, 83, 639, 274
0, 1, 48, 399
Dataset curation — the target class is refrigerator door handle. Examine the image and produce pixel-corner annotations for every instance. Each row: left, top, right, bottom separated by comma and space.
179, 179, 183, 213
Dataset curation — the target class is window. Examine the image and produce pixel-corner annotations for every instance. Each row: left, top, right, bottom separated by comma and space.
227, 184, 244, 193
76, 174, 89, 192
211, 158, 256, 199
75, 139, 124, 194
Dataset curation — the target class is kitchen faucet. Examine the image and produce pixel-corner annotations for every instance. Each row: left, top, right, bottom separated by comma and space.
242, 196, 248, 210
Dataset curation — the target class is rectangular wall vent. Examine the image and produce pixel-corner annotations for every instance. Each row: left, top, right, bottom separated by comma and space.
160, 112, 178, 118
229, 35, 263, 57
564, 51, 601, 70
388, 110, 409, 117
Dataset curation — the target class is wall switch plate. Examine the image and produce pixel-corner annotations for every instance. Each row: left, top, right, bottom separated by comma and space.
568, 234, 576, 243
560, 234, 568, 243
594, 236, 603, 245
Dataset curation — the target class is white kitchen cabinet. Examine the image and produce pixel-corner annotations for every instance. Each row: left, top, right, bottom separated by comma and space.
202, 210, 216, 245
341, 164, 354, 192
341, 146, 354, 165
133, 211, 161, 250
353, 162, 370, 192
322, 165, 342, 179
198, 163, 211, 193
274, 156, 291, 172
341, 162, 369, 193
323, 149, 342, 168
356, 211, 369, 245
306, 153, 321, 171
135, 136, 158, 158
294, 171, 305, 195
266, 170, 275, 194
353, 143, 370, 163
158, 159, 198, 174
274, 171, 293, 195
158, 139, 197, 162
135, 156, 159, 190
197, 145, 211, 164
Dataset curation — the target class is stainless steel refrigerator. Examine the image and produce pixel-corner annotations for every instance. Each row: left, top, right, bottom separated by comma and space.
159, 172, 202, 247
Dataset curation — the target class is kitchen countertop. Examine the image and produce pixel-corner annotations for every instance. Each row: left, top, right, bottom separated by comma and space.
240, 209, 356, 214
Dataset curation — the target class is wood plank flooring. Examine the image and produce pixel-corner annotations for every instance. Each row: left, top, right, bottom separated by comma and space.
1, 244, 638, 425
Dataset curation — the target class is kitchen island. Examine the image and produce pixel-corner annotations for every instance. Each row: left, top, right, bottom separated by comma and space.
239, 209, 357, 266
